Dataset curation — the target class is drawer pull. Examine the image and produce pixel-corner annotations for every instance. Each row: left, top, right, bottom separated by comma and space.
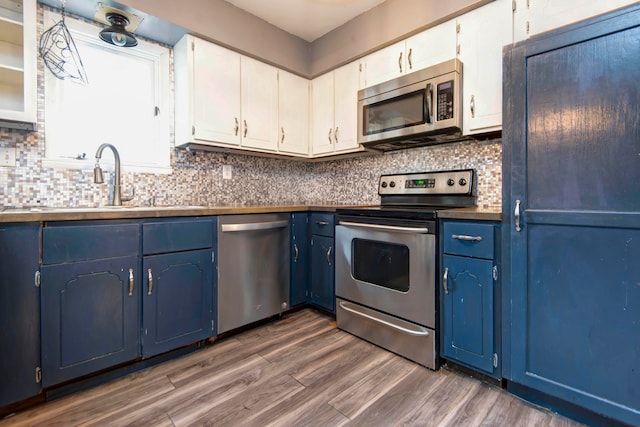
451, 234, 483, 242
316, 221, 329, 226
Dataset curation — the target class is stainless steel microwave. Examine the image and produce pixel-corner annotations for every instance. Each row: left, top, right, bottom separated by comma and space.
357, 59, 463, 152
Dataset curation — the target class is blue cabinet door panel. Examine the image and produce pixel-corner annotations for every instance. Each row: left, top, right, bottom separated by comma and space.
310, 234, 335, 312
0, 223, 41, 406
142, 249, 213, 358
513, 224, 640, 414
442, 254, 495, 373
41, 256, 140, 387
290, 213, 309, 307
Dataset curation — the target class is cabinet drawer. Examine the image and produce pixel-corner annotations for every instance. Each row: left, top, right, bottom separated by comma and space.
443, 222, 495, 259
143, 220, 213, 255
310, 213, 335, 237
43, 223, 140, 264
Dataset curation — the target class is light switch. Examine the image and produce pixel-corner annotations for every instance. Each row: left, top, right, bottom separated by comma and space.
222, 164, 232, 179
0, 147, 16, 167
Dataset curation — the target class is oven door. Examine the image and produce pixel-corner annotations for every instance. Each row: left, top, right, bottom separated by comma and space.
335, 219, 436, 328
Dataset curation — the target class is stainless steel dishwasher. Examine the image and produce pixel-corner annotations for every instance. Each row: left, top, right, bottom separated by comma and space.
217, 213, 290, 334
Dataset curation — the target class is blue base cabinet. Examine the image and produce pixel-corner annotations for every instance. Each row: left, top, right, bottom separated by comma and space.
309, 213, 335, 313
440, 221, 500, 378
40, 256, 140, 387
141, 218, 215, 357
290, 213, 309, 307
503, 4, 640, 425
0, 223, 42, 407
40, 222, 141, 388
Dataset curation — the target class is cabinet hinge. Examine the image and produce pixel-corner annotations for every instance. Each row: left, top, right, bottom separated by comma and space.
492, 353, 498, 368
212, 251, 215, 264
211, 320, 215, 332
34, 270, 40, 287
192, 125, 195, 135
456, 23, 460, 34
456, 44, 460, 56
36, 367, 42, 384
526, 21, 530, 34
512, 0, 516, 12
492, 265, 498, 281
526, 0, 530, 8
191, 41, 195, 51
359, 63, 362, 72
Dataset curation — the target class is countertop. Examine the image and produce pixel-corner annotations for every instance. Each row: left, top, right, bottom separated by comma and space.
0, 204, 502, 223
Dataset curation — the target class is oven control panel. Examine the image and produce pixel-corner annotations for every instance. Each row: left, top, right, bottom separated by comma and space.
378, 169, 475, 195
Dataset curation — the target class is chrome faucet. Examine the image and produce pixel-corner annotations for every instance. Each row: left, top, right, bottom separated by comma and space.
94, 143, 131, 206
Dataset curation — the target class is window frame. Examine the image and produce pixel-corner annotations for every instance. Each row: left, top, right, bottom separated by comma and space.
42, 9, 172, 174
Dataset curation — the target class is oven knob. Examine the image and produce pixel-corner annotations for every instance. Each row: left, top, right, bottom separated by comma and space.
389, 181, 396, 188
459, 178, 467, 186
381, 181, 388, 188
447, 179, 455, 186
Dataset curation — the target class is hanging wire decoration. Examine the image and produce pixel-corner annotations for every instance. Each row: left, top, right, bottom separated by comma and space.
39, 0, 88, 84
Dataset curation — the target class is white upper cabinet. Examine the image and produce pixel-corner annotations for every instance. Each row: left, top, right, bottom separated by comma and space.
175, 35, 303, 156
513, 0, 639, 42
175, 35, 241, 148
240, 56, 279, 152
311, 61, 363, 156
457, 0, 511, 135
363, 21, 457, 88
278, 70, 309, 156
0, 0, 36, 128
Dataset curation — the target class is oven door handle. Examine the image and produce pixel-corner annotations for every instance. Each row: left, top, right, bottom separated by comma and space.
338, 301, 431, 337
338, 221, 431, 234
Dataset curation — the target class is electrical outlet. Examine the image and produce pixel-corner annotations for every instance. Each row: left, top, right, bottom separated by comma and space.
0, 147, 16, 167
222, 165, 232, 179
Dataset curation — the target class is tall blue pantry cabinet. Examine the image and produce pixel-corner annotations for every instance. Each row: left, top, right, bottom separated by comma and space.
502, 4, 640, 425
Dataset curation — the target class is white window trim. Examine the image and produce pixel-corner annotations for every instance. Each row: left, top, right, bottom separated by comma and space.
42, 10, 172, 174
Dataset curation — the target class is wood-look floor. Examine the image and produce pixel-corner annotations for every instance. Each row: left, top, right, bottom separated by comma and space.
1, 309, 583, 427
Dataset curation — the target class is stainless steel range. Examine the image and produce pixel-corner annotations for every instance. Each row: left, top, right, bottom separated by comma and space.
335, 169, 477, 369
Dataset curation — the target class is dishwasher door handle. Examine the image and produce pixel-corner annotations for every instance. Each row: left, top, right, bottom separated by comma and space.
221, 220, 289, 233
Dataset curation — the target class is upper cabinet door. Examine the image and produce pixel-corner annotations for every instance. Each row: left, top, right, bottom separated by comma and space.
278, 70, 309, 156
362, 40, 405, 87
457, 0, 511, 135
405, 21, 457, 73
192, 37, 241, 146
0, 0, 36, 127
514, 0, 640, 42
240, 56, 279, 151
310, 71, 335, 155
333, 61, 361, 152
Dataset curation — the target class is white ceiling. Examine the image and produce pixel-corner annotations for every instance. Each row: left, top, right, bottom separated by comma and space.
224, 0, 387, 42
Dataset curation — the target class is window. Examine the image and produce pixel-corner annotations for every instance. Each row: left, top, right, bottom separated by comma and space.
43, 10, 171, 172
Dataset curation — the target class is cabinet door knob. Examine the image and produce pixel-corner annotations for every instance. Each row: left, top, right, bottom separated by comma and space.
408, 48, 413, 70
398, 51, 403, 73
147, 268, 154, 296
515, 199, 522, 232
293, 243, 299, 262
328, 128, 333, 144
326, 245, 332, 266
334, 126, 339, 144
243, 119, 248, 137
470, 95, 476, 118
443, 267, 449, 295
234, 117, 239, 136
128, 268, 135, 296
281, 127, 285, 144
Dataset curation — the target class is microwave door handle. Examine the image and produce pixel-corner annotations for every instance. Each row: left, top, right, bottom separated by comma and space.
425, 82, 433, 124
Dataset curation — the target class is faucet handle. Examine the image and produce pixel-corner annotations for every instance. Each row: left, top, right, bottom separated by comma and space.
121, 186, 135, 203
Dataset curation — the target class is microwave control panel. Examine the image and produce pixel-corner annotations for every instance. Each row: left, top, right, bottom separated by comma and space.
436, 80, 455, 121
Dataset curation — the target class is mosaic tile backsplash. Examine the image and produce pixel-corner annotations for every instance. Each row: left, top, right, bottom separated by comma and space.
0, 5, 502, 210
